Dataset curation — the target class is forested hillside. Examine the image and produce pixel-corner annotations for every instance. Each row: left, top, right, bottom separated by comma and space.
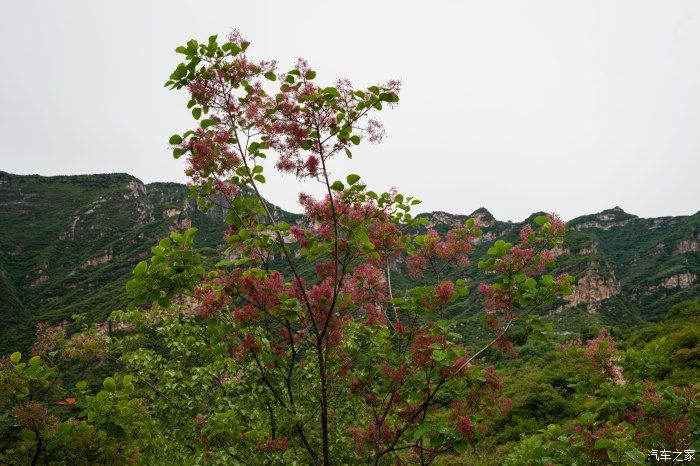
1, 170, 697, 353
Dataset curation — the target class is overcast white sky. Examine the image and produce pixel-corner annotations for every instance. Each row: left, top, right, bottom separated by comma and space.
0, 1, 698, 221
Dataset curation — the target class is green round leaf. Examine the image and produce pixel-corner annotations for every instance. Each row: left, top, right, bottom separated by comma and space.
625, 450, 647, 464
103, 377, 117, 392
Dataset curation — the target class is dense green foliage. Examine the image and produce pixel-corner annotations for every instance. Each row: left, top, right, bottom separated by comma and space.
1, 301, 697, 464
468, 300, 699, 464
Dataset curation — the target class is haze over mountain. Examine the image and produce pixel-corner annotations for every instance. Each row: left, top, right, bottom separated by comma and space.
0, 170, 697, 353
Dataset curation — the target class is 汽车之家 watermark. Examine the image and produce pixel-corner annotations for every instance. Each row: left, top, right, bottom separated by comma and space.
647, 449, 695, 462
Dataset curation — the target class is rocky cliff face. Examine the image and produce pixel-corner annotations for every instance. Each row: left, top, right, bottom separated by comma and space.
556, 267, 621, 314
661, 271, 697, 289
675, 238, 699, 255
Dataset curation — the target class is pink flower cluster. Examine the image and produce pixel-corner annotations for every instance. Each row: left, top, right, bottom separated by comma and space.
181, 128, 241, 184
256, 437, 289, 452
407, 222, 477, 279
563, 329, 626, 386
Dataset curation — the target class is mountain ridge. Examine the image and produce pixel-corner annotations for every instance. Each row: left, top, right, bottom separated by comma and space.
5, 170, 697, 222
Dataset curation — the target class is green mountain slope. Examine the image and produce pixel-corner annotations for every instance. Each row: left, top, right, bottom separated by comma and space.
409, 207, 699, 343
0, 172, 226, 351
0, 171, 697, 353
0, 257, 27, 327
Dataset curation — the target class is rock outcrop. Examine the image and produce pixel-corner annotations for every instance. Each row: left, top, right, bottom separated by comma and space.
661, 272, 697, 289
674, 239, 699, 255
555, 267, 621, 314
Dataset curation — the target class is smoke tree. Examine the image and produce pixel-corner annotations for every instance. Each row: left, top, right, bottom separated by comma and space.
0, 31, 575, 465
110, 30, 576, 465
